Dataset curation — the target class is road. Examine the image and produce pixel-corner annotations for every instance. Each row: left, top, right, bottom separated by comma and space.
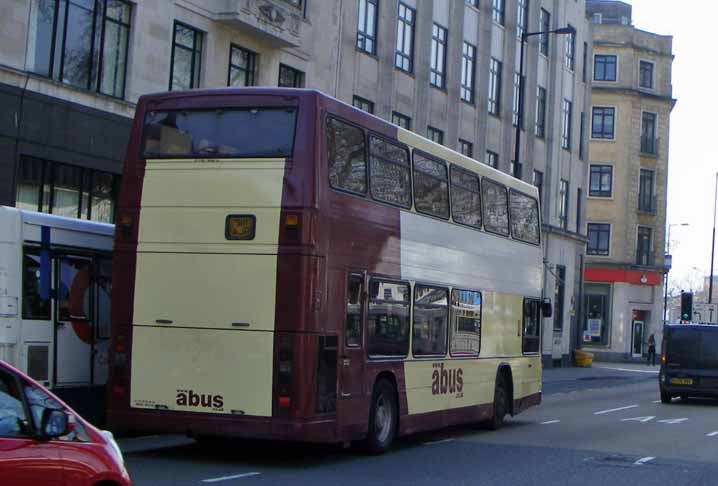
121, 364, 718, 485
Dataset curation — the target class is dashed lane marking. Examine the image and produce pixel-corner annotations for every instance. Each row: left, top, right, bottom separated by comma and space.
707, 431, 718, 437
202, 472, 261, 483
594, 366, 659, 374
621, 416, 655, 423
594, 404, 639, 415
634, 457, 655, 465
540, 420, 561, 424
423, 438, 456, 446
657, 418, 688, 424
652, 400, 662, 404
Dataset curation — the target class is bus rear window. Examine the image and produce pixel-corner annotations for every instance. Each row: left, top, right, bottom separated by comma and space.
142, 108, 297, 158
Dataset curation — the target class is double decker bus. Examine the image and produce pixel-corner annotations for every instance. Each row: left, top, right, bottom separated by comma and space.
108, 88, 549, 451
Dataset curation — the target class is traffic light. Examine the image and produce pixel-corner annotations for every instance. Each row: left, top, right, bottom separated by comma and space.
680, 291, 693, 322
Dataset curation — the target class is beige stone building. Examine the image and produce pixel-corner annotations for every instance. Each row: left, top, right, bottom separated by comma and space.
583, 0, 675, 360
0, 0, 592, 366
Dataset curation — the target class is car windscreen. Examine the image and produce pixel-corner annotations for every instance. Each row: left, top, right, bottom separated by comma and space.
666, 328, 718, 370
142, 107, 297, 158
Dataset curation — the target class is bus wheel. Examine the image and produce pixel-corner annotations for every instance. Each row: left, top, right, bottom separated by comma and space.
365, 379, 397, 453
487, 374, 508, 430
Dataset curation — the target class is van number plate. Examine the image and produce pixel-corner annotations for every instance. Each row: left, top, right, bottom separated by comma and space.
671, 378, 693, 385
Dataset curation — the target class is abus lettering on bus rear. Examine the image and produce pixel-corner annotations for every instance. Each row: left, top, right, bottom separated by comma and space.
431, 363, 464, 397
176, 389, 224, 410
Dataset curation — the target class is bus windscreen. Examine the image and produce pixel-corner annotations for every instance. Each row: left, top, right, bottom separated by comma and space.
142, 108, 297, 158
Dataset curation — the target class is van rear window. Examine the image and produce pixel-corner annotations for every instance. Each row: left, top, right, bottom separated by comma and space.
142, 108, 297, 158
667, 329, 718, 370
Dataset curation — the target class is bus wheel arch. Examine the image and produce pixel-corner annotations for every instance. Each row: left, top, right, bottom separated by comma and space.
364, 372, 399, 453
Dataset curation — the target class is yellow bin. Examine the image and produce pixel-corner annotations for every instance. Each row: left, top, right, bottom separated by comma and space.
574, 350, 594, 367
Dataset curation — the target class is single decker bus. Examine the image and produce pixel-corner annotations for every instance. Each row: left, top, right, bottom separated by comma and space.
108, 88, 550, 452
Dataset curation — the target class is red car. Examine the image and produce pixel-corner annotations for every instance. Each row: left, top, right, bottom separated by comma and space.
0, 360, 131, 486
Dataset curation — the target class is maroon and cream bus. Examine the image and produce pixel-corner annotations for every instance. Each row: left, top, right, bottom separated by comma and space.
108, 88, 548, 452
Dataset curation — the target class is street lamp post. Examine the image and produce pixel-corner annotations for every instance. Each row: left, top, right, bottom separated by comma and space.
709, 173, 718, 303
514, 26, 575, 174
664, 223, 689, 324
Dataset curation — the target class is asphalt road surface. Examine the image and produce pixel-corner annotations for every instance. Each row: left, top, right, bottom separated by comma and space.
121, 365, 718, 485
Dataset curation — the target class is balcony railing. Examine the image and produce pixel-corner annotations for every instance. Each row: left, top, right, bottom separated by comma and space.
638, 194, 657, 214
635, 252, 655, 267
207, 0, 304, 48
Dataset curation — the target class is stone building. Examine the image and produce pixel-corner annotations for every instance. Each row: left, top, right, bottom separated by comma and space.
583, 0, 675, 360
0, 0, 592, 366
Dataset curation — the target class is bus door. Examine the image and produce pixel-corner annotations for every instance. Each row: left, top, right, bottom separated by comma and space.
338, 273, 366, 418
92, 258, 112, 385
54, 256, 94, 386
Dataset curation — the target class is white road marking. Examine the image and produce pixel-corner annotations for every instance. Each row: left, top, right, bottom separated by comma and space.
621, 416, 655, 423
634, 456, 655, 465
594, 366, 659, 374
202, 472, 261, 483
594, 404, 639, 415
707, 431, 718, 437
423, 438, 456, 446
657, 418, 688, 424
540, 420, 561, 424
652, 400, 662, 403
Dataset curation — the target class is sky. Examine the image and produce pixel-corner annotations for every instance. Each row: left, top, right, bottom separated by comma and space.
624, 0, 718, 295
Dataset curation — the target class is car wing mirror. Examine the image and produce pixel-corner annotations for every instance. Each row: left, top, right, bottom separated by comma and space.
40, 408, 70, 440
541, 298, 553, 318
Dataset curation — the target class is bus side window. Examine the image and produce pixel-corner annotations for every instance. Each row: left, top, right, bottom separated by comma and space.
509, 189, 540, 245
522, 299, 541, 354
22, 248, 50, 320
450, 289, 481, 356
482, 179, 509, 236
327, 118, 367, 195
345, 274, 363, 347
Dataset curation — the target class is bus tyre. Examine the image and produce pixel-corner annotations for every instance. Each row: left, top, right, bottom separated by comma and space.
660, 389, 672, 404
487, 374, 508, 430
365, 379, 397, 454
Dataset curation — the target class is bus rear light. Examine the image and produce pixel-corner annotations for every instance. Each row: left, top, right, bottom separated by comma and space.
278, 396, 291, 408
282, 212, 302, 242
112, 386, 126, 398
117, 214, 133, 236
661, 353, 666, 364
277, 335, 293, 408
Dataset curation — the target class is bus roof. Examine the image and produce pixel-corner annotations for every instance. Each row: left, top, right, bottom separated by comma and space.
0, 206, 114, 237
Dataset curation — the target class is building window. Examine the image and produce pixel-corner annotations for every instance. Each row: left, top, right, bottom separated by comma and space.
561, 99, 572, 150
465, 0, 479, 7
535, 86, 546, 138
392, 111, 411, 130
532, 170, 543, 202
554, 265, 566, 332
395, 3, 415, 72
356, 0, 378, 55
516, 0, 529, 39
353, 95, 374, 114
170, 22, 203, 90
512, 72, 524, 127
589, 165, 613, 197
564, 25, 575, 71
640, 60, 654, 89
15, 157, 119, 223
29, 0, 132, 98
486, 150, 498, 169
278, 64, 304, 87
539, 9, 550, 56
594, 54, 617, 81
427, 126, 444, 145
461, 42, 476, 103
591, 107, 615, 139
228, 45, 256, 87
579, 112, 586, 160
459, 139, 473, 158
559, 179, 569, 229
641, 112, 657, 155
430, 24, 448, 89
510, 160, 522, 179
639, 169, 655, 213
488, 58, 502, 116
582, 42, 588, 83
576, 188, 582, 233
636, 227, 653, 266
492, 0, 505, 25
592, 13, 603, 24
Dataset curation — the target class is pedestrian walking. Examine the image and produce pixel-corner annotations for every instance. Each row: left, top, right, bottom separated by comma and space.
647, 333, 656, 366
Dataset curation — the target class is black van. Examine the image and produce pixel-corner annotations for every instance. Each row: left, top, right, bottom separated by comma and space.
660, 324, 718, 403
